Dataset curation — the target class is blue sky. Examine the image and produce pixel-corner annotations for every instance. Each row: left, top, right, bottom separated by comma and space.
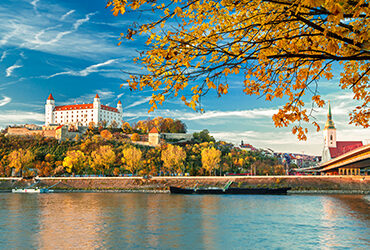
0, 0, 368, 155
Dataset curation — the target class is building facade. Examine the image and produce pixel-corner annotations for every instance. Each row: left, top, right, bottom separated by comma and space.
321, 101, 363, 163
45, 93, 123, 127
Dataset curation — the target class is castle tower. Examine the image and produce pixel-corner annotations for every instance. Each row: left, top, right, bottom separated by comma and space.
148, 127, 160, 146
93, 93, 101, 126
45, 93, 55, 125
323, 101, 336, 148
117, 100, 123, 113
117, 100, 123, 122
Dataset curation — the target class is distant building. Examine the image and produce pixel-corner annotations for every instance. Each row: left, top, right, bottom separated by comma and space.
45, 93, 123, 127
321, 101, 363, 163
239, 141, 257, 151
133, 128, 193, 147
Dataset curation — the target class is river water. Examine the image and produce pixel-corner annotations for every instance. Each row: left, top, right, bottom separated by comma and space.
0, 193, 369, 249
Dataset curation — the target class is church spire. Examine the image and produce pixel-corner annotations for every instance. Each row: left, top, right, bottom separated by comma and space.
324, 100, 335, 130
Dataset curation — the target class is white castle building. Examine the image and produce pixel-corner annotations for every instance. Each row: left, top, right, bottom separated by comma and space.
45, 93, 123, 127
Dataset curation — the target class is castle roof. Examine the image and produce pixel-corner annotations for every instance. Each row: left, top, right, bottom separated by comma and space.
329, 141, 363, 158
55, 104, 93, 111
47, 93, 54, 101
54, 104, 119, 113
101, 105, 119, 113
149, 127, 159, 133
118, 100, 122, 104
95, 93, 100, 98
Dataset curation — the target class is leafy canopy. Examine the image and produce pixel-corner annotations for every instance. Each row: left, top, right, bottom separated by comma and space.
108, 0, 369, 140
201, 147, 221, 175
122, 146, 142, 174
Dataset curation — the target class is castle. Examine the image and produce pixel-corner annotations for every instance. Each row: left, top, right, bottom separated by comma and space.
45, 93, 123, 127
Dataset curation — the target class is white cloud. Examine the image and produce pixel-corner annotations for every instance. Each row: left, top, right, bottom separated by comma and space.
0, 110, 44, 125
125, 97, 151, 109
179, 108, 277, 121
61, 10, 75, 20
0, 5, 137, 60
46, 59, 117, 78
73, 12, 96, 30
59, 89, 116, 105
30, 0, 40, 15
0, 23, 21, 46
5, 63, 22, 77
0, 96, 11, 106
210, 130, 324, 155
96, 90, 115, 99
31, 12, 96, 47
0, 51, 7, 62
31, 0, 39, 8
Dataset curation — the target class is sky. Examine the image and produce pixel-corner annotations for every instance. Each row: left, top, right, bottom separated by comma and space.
0, 0, 368, 155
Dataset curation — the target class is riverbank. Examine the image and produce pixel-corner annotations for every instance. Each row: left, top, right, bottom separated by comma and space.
1, 176, 369, 194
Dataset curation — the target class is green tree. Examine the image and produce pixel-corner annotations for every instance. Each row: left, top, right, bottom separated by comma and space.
193, 129, 215, 143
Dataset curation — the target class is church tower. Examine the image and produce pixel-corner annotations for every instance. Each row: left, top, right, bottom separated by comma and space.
323, 101, 336, 148
93, 93, 101, 126
45, 93, 55, 125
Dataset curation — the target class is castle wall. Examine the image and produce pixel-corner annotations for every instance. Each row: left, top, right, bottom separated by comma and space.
161, 133, 193, 141
7, 127, 55, 138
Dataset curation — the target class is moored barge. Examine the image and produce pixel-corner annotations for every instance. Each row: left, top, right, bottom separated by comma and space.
170, 186, 291, 195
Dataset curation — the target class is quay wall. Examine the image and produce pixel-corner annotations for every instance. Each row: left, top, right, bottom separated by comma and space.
1, 176, 369, 192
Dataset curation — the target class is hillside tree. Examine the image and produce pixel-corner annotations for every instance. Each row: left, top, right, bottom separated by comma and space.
201, 147, 221, 175
122, 146, 142, 174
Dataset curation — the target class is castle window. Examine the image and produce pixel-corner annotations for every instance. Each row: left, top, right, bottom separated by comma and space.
330, 135, 333, 141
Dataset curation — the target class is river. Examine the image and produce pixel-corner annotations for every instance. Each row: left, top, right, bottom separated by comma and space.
0, 193, 369, 249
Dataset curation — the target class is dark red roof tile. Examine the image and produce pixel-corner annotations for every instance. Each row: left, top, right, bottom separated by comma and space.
329, 141, 363, 158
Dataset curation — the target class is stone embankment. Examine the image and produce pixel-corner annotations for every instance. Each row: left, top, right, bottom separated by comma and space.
1, 176, 369, 194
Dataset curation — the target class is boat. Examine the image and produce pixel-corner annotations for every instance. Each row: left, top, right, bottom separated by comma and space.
12, 180, 60, 193
12, 187, 54, 193
224, 187, 291, 195
169, 186, 194, 194
170, 186, 291, 195
169, 181, 291, 195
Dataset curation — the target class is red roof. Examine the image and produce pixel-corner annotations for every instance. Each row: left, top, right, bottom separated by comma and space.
240, 143, 257, 151
149, 127, 159, 133
329, 141, 363, 158
101, 105, 119, 113
118, 100, 121, 104
47, 93, 54, 100
54, 103, 119, 113
54, 104, 93, 111
95, 94, 100, 98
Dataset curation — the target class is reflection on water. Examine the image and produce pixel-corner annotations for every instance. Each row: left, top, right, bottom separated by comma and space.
0, 194, 369, 249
